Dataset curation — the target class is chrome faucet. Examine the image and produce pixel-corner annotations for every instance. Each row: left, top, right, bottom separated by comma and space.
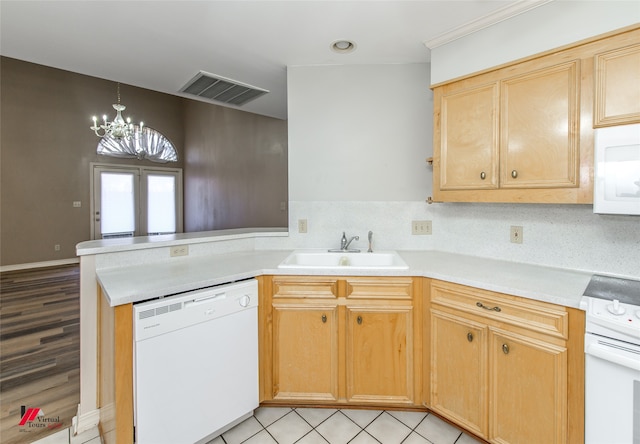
339, 232, 359, 251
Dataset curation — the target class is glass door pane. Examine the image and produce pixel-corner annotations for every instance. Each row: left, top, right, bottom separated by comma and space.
147, 174, 176, 234
100, 172, 136, 238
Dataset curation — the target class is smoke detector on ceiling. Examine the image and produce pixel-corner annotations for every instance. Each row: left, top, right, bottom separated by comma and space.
179, 71, 269, 106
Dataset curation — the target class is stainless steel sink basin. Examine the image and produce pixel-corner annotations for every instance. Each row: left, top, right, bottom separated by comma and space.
278, 250, 409, 269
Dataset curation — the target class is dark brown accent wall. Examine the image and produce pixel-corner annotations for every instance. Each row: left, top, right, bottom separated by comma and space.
0, 57, 287, 267
183, 100, 288, 231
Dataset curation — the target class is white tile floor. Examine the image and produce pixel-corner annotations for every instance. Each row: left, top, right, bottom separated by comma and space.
32, 408, 483, 444
31, 426, 101, 444
209, 407, 483, 444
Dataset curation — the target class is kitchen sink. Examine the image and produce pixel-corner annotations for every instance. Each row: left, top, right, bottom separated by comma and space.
278, 250, 409, 269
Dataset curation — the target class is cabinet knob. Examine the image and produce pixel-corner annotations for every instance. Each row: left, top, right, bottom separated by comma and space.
502, 343, 510, 355
321, 314, 327, 323
467, 332, 474, 342
511, 170, 518, 179
357, 315, 363, 325
480, 172, 486, 180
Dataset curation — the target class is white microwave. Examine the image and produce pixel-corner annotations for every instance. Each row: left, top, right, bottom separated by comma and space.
594, 123, 640, 215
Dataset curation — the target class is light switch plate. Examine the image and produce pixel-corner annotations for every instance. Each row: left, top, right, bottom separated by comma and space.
298, 219, 308, 233
411, 220, 432, 235
510, 226, 523, 244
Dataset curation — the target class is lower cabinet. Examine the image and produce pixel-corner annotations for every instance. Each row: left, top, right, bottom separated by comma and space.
346, 305, 413, 404
272, 301, 339, 401
489, 328, 567, 444
261, 275, 423, 407
98, 274, 583, 444
429, 280, 583, 444
431, 310, 487, 436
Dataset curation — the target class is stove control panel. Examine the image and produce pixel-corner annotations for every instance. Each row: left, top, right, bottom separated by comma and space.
606, 299, 626, 315
581, 296, 640, 343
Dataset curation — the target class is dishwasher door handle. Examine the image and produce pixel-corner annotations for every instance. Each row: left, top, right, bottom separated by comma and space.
586, 342, 640, 372
184, 292, 226, 307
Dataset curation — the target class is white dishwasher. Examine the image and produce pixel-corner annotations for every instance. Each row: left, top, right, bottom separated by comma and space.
133, 279, 259, 444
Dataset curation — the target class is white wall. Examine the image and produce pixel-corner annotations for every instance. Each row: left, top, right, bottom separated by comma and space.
430, 1, 640, 84
283, 16, 640, 279
288, 64, 432, 201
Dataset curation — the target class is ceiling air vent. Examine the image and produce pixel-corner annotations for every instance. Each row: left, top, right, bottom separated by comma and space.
180, 71, 269, 106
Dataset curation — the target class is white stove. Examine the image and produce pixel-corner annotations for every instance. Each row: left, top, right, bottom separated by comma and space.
580, 274, 640, 444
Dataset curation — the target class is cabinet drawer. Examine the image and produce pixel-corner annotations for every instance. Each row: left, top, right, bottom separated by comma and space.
272, 276, 338, 299
431, 281, 568, 339
346, 277, 413, 300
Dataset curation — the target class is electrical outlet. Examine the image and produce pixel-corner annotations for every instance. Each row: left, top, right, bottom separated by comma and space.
280, 201, 286, 211
170, 245, 189, 257
73, 201, 81, 208
510, 226, 523, 244
298, 219, 308, 233
411, 220, 432, 235
54, 244, 61, 251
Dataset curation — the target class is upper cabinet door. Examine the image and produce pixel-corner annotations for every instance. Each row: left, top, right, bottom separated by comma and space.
594, 43, 640, 127
439, 83, 499, 190
500, 61, 580, 189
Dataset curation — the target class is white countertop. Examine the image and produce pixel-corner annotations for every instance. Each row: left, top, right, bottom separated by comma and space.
76, 227, 288, 256
96, 249, 593, 308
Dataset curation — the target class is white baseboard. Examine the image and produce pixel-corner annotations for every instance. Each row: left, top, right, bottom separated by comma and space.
72, 408, 100, 436
0, 258, 79, 273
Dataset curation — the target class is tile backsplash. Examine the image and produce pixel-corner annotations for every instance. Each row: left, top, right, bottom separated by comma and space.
256, 201, 640, 278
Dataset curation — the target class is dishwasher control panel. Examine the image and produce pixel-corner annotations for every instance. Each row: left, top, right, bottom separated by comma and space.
133, 279, 258, 341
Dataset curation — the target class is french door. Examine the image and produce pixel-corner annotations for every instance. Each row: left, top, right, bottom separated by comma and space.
91, 164, 183, 239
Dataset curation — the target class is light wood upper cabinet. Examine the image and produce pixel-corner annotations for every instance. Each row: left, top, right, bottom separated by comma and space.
439, 62, 581, 194
432, 25, 640, 204
433, 57, 586, 203
500, 61, 580, 189
440, 83, 499, 190
594, 43, 640, 127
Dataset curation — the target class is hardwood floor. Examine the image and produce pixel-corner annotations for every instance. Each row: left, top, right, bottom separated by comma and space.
0, 265, 80, 444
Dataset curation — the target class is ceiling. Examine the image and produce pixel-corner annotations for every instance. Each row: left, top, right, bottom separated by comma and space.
0, 1, 548, 120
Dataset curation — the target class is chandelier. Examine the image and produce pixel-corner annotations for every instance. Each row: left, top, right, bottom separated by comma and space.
90, 83, 143, 139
